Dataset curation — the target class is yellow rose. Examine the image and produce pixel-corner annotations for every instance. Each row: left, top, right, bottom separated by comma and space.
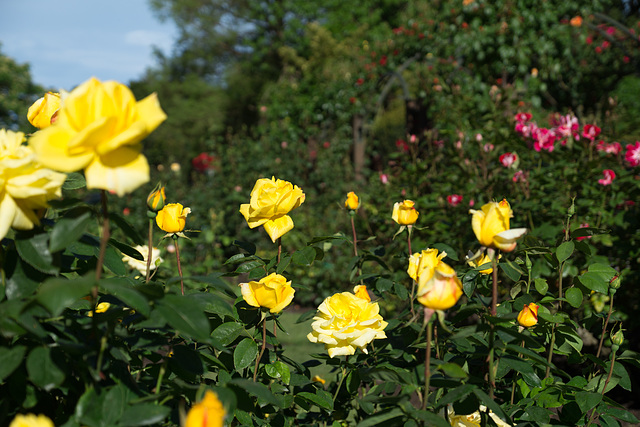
469, 199, 527, 252
448, 405, 511, 427
27, 92, 61, 129
517, 303, 539, 327
353, 284, 371, 302
392, 200, 419, 225
307, 291, 387, 358
345, 191, 360, 210
122, 245, 163, 274
9, 414, 54, 427
156, 203, 191, 234
408, 249, 463, 310
185, 390, 225, 427
146, 182, 166, 212
466, 253, 499, 275
87, 302, 111, 317
29, 77, 167, 196
239, 177, 305, 242
240, 273, 295, 313
0, 129, 66, 241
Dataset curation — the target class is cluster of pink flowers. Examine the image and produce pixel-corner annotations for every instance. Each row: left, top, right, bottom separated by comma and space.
626, 142, 640, 167
514, 112, 583, 152
595, 140, 622, 155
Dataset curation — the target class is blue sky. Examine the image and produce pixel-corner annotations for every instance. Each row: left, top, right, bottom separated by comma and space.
0, 0, 177, 90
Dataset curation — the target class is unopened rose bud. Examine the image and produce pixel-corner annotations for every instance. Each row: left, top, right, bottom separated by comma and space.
611, 328, 624, 351
147, 183, 166, 212
609, 275, 621, 291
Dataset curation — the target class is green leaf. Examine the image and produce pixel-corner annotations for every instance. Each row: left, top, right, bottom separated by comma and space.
534, 278, 549, 295
110, 213, 145, 246
15, 231, 59, 275
4, 250, 46, 300
156, 295, 211, 340
499, 260, 522, 282
119, 404, 170, 426
0, 345, 26, 381
297, 390, 334, 411
525, 406, 551, 424
233, 240, 256, 255
99, 278, 150, 317
101, 384, 127, 426
37, 276, 95, 316
355, 409, 404, 426
576, 391, 602, 414
95, 244, 126, 276
432, 243, 458, 261
603, 406, 640, 423
437, 362, 468, 379
292, 246, 316, 266
49, 211, 92, 253
295, 310, 316, 323
265, 361, 291, 385
578, 272, 609, 294
62, 172, 86, 190
26, 347, 65, 391
276, 254, 292, 273
234, 338, 259, 370
212, 322, 244, 346
108, 239, 143, 261
436, 384, 476, 408
228, 378, 282, 407
556, 241, 574, 264
565, 287, 583, 308
235, 260, 264, 274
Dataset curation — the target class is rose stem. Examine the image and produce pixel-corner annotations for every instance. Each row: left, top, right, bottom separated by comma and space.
408, 226, 416, 318
145, 219, 153, 283
253, 315, 267, 382
422, 309, 433, 411
174, 236, 184, 295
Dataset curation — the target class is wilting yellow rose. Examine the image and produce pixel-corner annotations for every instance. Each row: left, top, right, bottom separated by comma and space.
185, 390, 225, 427
29, 77, 167, 196
408, 249, 463, 310
517, 303, 539, 327
146, 182, 166, 212
0, 129, 66, 241
307, 291, 387, 358
122, 245, 163, 274
27, 92, 61, 129
239, 177, 305, 242
345, 191, 360, 210
466, 253, 499, 275
392, 200, 419, 225
9, 413, 54, 427
240, 273, 295, 313
156, 203, 191, 233
469, 199, 527, 252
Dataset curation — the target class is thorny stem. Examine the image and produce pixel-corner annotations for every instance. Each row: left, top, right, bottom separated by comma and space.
253, 315, 267, 382
350, 216, 358, 257
596, 294, 614, 360
174, 237, 185, 295
277, 237, 282, 264
586, 350, 617, 427
146, 219, 154, 283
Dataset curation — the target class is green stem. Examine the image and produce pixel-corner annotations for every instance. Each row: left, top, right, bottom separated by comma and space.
333, 362, 348, 403
145, 219, 153, 283
491, 253, 498, 316
350, 216, 358, 257
174, 236, 184, 295
586, 351, 617, 427
545, 324, 557, 379
253, 315, 267, 382
95, 334, 108, 380
155, 362, 167, 394
595, 294, 614, 360
277, 237, 282, 265
423, 319, 432, 411
94, 190, 110, 284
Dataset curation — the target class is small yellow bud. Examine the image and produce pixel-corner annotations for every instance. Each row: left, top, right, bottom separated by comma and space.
147, 183, 166, 212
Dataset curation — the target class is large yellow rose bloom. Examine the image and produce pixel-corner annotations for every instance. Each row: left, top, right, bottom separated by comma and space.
29, 77, 167, 196
307, 291, 387, 358
156, 203, 191, 233
9, 413, 54, 427
27, 92, 61, 129
517, 303, 539, 328
469, 199, 526, 252
185, 390, 225, 427
392, 200, 419, 225
0, 129, 66, 241
239, 177, 305, 242
408, 249, 463, 310
240, 272, 295, 313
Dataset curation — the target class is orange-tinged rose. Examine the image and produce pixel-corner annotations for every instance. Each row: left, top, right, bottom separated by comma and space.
156, 203, 191, 233
185, 390, 225, 427
240, 273, 295, 313
29, 77, 167, 196
345, 191, 360, 210
353, 284, 371, 302
469, 199, 526, 252
517, 303, 539, 327
570, 16, 583, 27
27, 92, 61, 129
307, 291, 387, 357
409, 249, 463, 310
392, 200, 419, 225
239, 177, 305, 242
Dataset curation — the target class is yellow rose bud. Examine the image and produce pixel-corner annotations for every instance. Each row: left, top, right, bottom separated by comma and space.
307, 291, 387, 358
517, 303, 539, 327
409, 249, 463, 310
27, 92, 61, 129
239, 177, 305, 242
0, 129, 66, 241
185, 390, 225, 427
29, 77, 167, 196
466, 253, 499, 275
392, 200, 419, 225
9, 413, 54, 427
469, 199, 527, 252
345, 191, 360, 210
353, 284, 371, 302
312, 375, 326, 385
156, 203, 191, 233
240, 273, 295, 313
146, 182, 166, 211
